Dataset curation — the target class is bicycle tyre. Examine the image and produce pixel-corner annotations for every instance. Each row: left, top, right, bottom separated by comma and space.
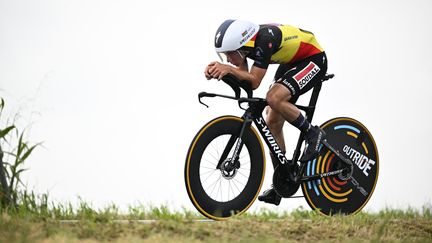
185, 116, 265, 220
301, 117, 379, 215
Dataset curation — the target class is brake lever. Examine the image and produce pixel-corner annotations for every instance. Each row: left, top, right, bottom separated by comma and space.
237, 99, 248, 110
198, 92, 215, 108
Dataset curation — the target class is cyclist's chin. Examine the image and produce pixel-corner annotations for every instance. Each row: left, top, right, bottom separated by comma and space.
229, 60, 241, 67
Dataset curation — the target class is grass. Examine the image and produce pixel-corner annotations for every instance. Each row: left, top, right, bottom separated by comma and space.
0, 197, 431, 243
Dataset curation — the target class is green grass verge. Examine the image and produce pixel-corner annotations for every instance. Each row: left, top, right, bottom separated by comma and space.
0, 197, 431, 243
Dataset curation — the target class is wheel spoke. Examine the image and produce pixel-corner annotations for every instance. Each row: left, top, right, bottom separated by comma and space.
232, 176, 246, 187
216, 175, 222, 201
231, 177, 242, 194
206, 149, 219, 163
200, 166, 217, 171
207, 174, 221, 196
236, 170, 250, 180
228, 180, 231, 201
202, 169, 218, 183
229, 180, 237, 200
202, 158, 217, 167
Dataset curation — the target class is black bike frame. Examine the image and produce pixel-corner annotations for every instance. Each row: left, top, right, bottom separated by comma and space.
199, 74, 351, 184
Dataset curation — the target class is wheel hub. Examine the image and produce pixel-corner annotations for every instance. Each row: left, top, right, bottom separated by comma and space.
220, 159, 240, 179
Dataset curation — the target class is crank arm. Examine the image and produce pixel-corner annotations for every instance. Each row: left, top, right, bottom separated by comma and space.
300, 167, 350, 183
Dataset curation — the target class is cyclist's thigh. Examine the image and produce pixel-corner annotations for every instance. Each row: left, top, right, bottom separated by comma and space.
274, 52, 327, 100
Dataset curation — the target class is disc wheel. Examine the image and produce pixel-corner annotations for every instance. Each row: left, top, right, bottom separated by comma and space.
185, 116, 265, 220
301, 117, 379, 215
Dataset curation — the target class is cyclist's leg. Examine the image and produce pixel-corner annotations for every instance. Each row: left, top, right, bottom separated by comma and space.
259, 86, 298, 205
267, 53, 327, 121
264, 63, 301, 168
259, 66, 299, 205
267, 52, 328, 160
266, 84, 299, 123
265, 106, 286, 168
259, 107, 284, 205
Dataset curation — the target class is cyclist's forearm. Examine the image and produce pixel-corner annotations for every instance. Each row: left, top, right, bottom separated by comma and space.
229, 65, 265, 90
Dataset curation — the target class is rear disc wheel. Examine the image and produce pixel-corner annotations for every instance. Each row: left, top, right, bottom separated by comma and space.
301, 117, 379, 215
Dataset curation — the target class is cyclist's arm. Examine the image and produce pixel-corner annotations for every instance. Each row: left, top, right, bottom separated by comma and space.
228, 65, 266, 90
230, 30, 279, 89
231, 29, 276, 89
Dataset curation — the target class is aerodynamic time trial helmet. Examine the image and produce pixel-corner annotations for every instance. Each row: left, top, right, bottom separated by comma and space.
214, 19, 259, 53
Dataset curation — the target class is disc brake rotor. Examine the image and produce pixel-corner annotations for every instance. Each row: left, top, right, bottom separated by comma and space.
220, 159, 239, 179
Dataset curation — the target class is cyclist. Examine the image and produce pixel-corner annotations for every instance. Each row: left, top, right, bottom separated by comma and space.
204, 19, 327, 206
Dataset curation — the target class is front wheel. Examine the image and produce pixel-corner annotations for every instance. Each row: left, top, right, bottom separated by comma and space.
302, 117, 379, 215
185, 116, 265, 220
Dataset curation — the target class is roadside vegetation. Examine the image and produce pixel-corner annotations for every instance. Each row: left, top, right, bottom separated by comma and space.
0, 200, 431, 243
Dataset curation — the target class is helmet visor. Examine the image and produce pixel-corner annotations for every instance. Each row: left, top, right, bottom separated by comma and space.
216, 50, 248, 63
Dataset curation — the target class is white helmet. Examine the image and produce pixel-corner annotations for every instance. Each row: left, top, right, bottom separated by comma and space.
214, 19, 259, 53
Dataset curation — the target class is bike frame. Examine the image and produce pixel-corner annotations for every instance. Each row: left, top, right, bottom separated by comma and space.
199, 74, 352, 185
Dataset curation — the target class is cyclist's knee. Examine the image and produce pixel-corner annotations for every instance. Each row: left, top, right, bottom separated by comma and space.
266, 90, 280, 109
266, 85, 292, 110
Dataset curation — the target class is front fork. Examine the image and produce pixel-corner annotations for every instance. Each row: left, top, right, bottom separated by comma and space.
215, 118, 252, 170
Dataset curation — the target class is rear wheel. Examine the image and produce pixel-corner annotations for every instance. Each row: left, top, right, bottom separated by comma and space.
301, 117, 379, 215
185, 116, 265, 220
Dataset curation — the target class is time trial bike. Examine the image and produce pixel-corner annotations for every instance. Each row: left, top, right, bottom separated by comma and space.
184, 73, 379, 220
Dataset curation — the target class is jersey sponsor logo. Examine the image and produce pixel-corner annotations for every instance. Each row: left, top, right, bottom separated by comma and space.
343, 145, 376, 177
293, 62, 320, 89
284, 35, 298, 41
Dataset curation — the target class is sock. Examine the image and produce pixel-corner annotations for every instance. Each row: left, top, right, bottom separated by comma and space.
290, 113, 311, 134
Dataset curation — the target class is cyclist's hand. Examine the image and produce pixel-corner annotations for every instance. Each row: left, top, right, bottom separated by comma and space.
208, 62, 231, 80
204, 62, 217, 80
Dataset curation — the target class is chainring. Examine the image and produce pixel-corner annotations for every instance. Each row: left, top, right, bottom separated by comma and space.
273, 163, 301, 198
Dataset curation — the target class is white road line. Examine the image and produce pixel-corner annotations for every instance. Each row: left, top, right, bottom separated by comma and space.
59, 219, 216, 224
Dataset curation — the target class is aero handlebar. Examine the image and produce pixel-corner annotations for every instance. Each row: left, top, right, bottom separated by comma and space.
198, 74, 253, 108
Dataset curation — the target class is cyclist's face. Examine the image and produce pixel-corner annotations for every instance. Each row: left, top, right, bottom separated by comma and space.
224, 51, 245, 66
